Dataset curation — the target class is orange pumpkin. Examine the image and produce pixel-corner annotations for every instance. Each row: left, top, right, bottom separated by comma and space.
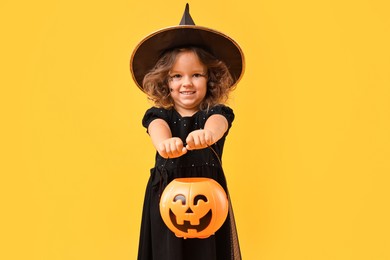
159, 177, 229, 239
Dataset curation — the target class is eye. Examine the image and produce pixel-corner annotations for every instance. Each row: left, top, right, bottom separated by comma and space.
193, 73, 206, 78
193, 195, 208, 205
173, 194, 186, 205
169, 74, 182, 81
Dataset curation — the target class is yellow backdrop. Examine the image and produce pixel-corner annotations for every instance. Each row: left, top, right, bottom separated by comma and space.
1, 0, 389, 259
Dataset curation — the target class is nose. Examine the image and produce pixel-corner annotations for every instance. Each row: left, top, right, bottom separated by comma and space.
181, 76, 193, 87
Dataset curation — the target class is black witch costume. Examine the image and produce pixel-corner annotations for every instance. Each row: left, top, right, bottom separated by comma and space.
130, 4, 245, 260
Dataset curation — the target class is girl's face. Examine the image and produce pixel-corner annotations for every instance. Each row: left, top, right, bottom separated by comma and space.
168, 51, 208, 116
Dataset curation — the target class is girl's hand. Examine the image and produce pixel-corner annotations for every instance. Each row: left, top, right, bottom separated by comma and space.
186, 130, 214, 150
157, 137, 187, 159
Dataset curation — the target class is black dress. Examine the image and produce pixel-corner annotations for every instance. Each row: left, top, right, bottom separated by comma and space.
138, 105, 241, 260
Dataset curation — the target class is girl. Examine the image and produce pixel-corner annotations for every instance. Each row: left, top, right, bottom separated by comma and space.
130, 4, 244, 260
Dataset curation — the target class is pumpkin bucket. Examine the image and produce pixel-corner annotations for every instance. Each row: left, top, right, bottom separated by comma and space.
159, 177, 229, 239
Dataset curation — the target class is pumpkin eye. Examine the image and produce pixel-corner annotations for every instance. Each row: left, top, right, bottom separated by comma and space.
173, 194, 186, 205
193, 195, 208, 205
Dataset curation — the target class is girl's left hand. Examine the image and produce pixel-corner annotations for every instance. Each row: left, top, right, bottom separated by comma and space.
186, 130, 214, 150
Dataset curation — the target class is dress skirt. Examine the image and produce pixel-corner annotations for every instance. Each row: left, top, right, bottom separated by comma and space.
137, 163, 241, 260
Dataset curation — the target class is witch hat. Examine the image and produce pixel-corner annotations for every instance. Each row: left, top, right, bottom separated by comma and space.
130, 4, 245, 91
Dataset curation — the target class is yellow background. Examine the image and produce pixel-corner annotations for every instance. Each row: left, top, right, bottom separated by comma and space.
1, 0, 389, 259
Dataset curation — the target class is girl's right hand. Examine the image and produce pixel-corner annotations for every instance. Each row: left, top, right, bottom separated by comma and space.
156, 137, 187, 159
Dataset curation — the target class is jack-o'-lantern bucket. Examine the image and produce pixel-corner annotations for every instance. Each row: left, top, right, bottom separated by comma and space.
159, 177, 229, 239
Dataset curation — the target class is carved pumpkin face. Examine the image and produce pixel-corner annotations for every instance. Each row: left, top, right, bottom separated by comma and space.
159, 177, 228, 239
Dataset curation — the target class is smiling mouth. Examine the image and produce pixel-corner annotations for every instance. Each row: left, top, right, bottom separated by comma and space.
180, 91, 196, 95
169, 209, 212, 232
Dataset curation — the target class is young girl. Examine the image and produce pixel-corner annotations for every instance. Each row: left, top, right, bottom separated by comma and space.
130, 4, 244, 260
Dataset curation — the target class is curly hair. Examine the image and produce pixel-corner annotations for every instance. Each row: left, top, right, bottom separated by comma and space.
142, 46, 234, 110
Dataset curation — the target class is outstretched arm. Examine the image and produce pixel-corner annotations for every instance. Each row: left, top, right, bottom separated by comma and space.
186, 114, 228, 150
148, 119, 187, 158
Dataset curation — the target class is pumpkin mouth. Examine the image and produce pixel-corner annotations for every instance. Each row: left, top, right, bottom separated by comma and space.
169, 209, 212, 232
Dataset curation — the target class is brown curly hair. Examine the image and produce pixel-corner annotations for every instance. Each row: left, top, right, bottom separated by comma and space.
142, 46, 234, 110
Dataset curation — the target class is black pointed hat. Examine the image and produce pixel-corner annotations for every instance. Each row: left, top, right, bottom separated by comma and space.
130, 4, 245, 91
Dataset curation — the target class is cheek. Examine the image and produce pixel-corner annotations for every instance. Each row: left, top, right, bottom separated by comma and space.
199, 87, 207, 100
195, 82, 207, 94
168, 83, 180, 93
168, 82, 173, 91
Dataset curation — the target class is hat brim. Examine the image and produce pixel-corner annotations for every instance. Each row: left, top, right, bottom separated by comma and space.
130, 25, 245, 91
